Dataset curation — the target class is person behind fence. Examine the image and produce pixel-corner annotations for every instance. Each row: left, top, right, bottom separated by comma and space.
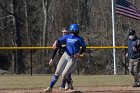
48, 27, 73, 90
126, 30, 140, 87
44, 23, 86, 92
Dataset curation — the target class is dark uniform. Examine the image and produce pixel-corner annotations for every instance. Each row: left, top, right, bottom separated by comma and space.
51, 40, 66, 60
128, 30, 140, 87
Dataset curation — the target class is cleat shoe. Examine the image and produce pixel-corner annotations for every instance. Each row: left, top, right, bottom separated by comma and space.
44, 87, 52, 92
69, 80, 74, 90
59, 87, 65, 90
69, 85, 74, 90
64, 85, 69, 91
65, 80, 74, 91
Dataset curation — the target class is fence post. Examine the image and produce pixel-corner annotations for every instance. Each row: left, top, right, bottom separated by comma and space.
30, 50, 32, 76
124, 48, 127, 75
14, 50, 17, 74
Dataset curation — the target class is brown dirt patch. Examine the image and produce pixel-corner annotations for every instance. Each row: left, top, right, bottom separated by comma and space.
0, 86, 140, 93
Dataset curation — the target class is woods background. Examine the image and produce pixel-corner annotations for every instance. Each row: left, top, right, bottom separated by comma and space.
0, 0, 140, 75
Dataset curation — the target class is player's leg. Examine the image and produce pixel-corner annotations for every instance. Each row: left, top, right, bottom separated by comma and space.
57, 53, 68, 89
62, 57, 77, 90
60, 79, 66, 89
67, 73, 74, 89
60, 73, 73, 89
44, 74, 59, 92
133, 59, 140, 87
129, 59, 134, 76
44, 54, 67, 92
68, 73, 72, 81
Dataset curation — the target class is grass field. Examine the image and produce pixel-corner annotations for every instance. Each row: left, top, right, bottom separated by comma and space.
0, 74, 133, 89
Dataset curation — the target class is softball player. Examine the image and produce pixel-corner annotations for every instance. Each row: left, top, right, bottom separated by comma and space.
48, 28, 73, 90
44, 24, 86, 92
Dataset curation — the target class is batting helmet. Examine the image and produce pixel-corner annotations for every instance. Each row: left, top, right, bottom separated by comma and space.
69, 24, 79, 32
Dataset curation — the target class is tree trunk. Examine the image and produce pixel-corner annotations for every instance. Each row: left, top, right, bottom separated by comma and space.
13, 0, 25, 74
40, 0, 48, 65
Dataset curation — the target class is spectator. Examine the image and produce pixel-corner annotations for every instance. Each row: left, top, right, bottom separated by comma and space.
126, 30, 140, 87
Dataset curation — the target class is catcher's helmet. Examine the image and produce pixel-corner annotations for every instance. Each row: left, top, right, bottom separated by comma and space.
69, 24, 79, 32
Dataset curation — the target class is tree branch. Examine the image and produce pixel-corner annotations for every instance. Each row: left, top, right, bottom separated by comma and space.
0, 3, 14, 16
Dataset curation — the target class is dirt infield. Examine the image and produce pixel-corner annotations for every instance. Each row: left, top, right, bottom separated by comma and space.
1, 86, 140, 93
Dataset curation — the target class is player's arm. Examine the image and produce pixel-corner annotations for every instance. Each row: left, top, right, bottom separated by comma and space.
49, 48, 58, 66
79, 37, 86, 54
51, 48, 58, 59
79, 46, 86, 54
74, 46, 86, 58
51, 39, 62, 59
134, 39, 140, 51
74, 38, 86, 58
52, 40, 57, 49
49, 39, 61, 66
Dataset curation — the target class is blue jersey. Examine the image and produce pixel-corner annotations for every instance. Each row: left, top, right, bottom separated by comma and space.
58, 34, 86, 56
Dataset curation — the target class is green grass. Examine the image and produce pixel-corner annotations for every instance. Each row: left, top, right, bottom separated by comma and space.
0, 75, 133, 89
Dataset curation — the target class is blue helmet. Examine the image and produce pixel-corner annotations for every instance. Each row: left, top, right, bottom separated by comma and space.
69, 24, 79, 32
